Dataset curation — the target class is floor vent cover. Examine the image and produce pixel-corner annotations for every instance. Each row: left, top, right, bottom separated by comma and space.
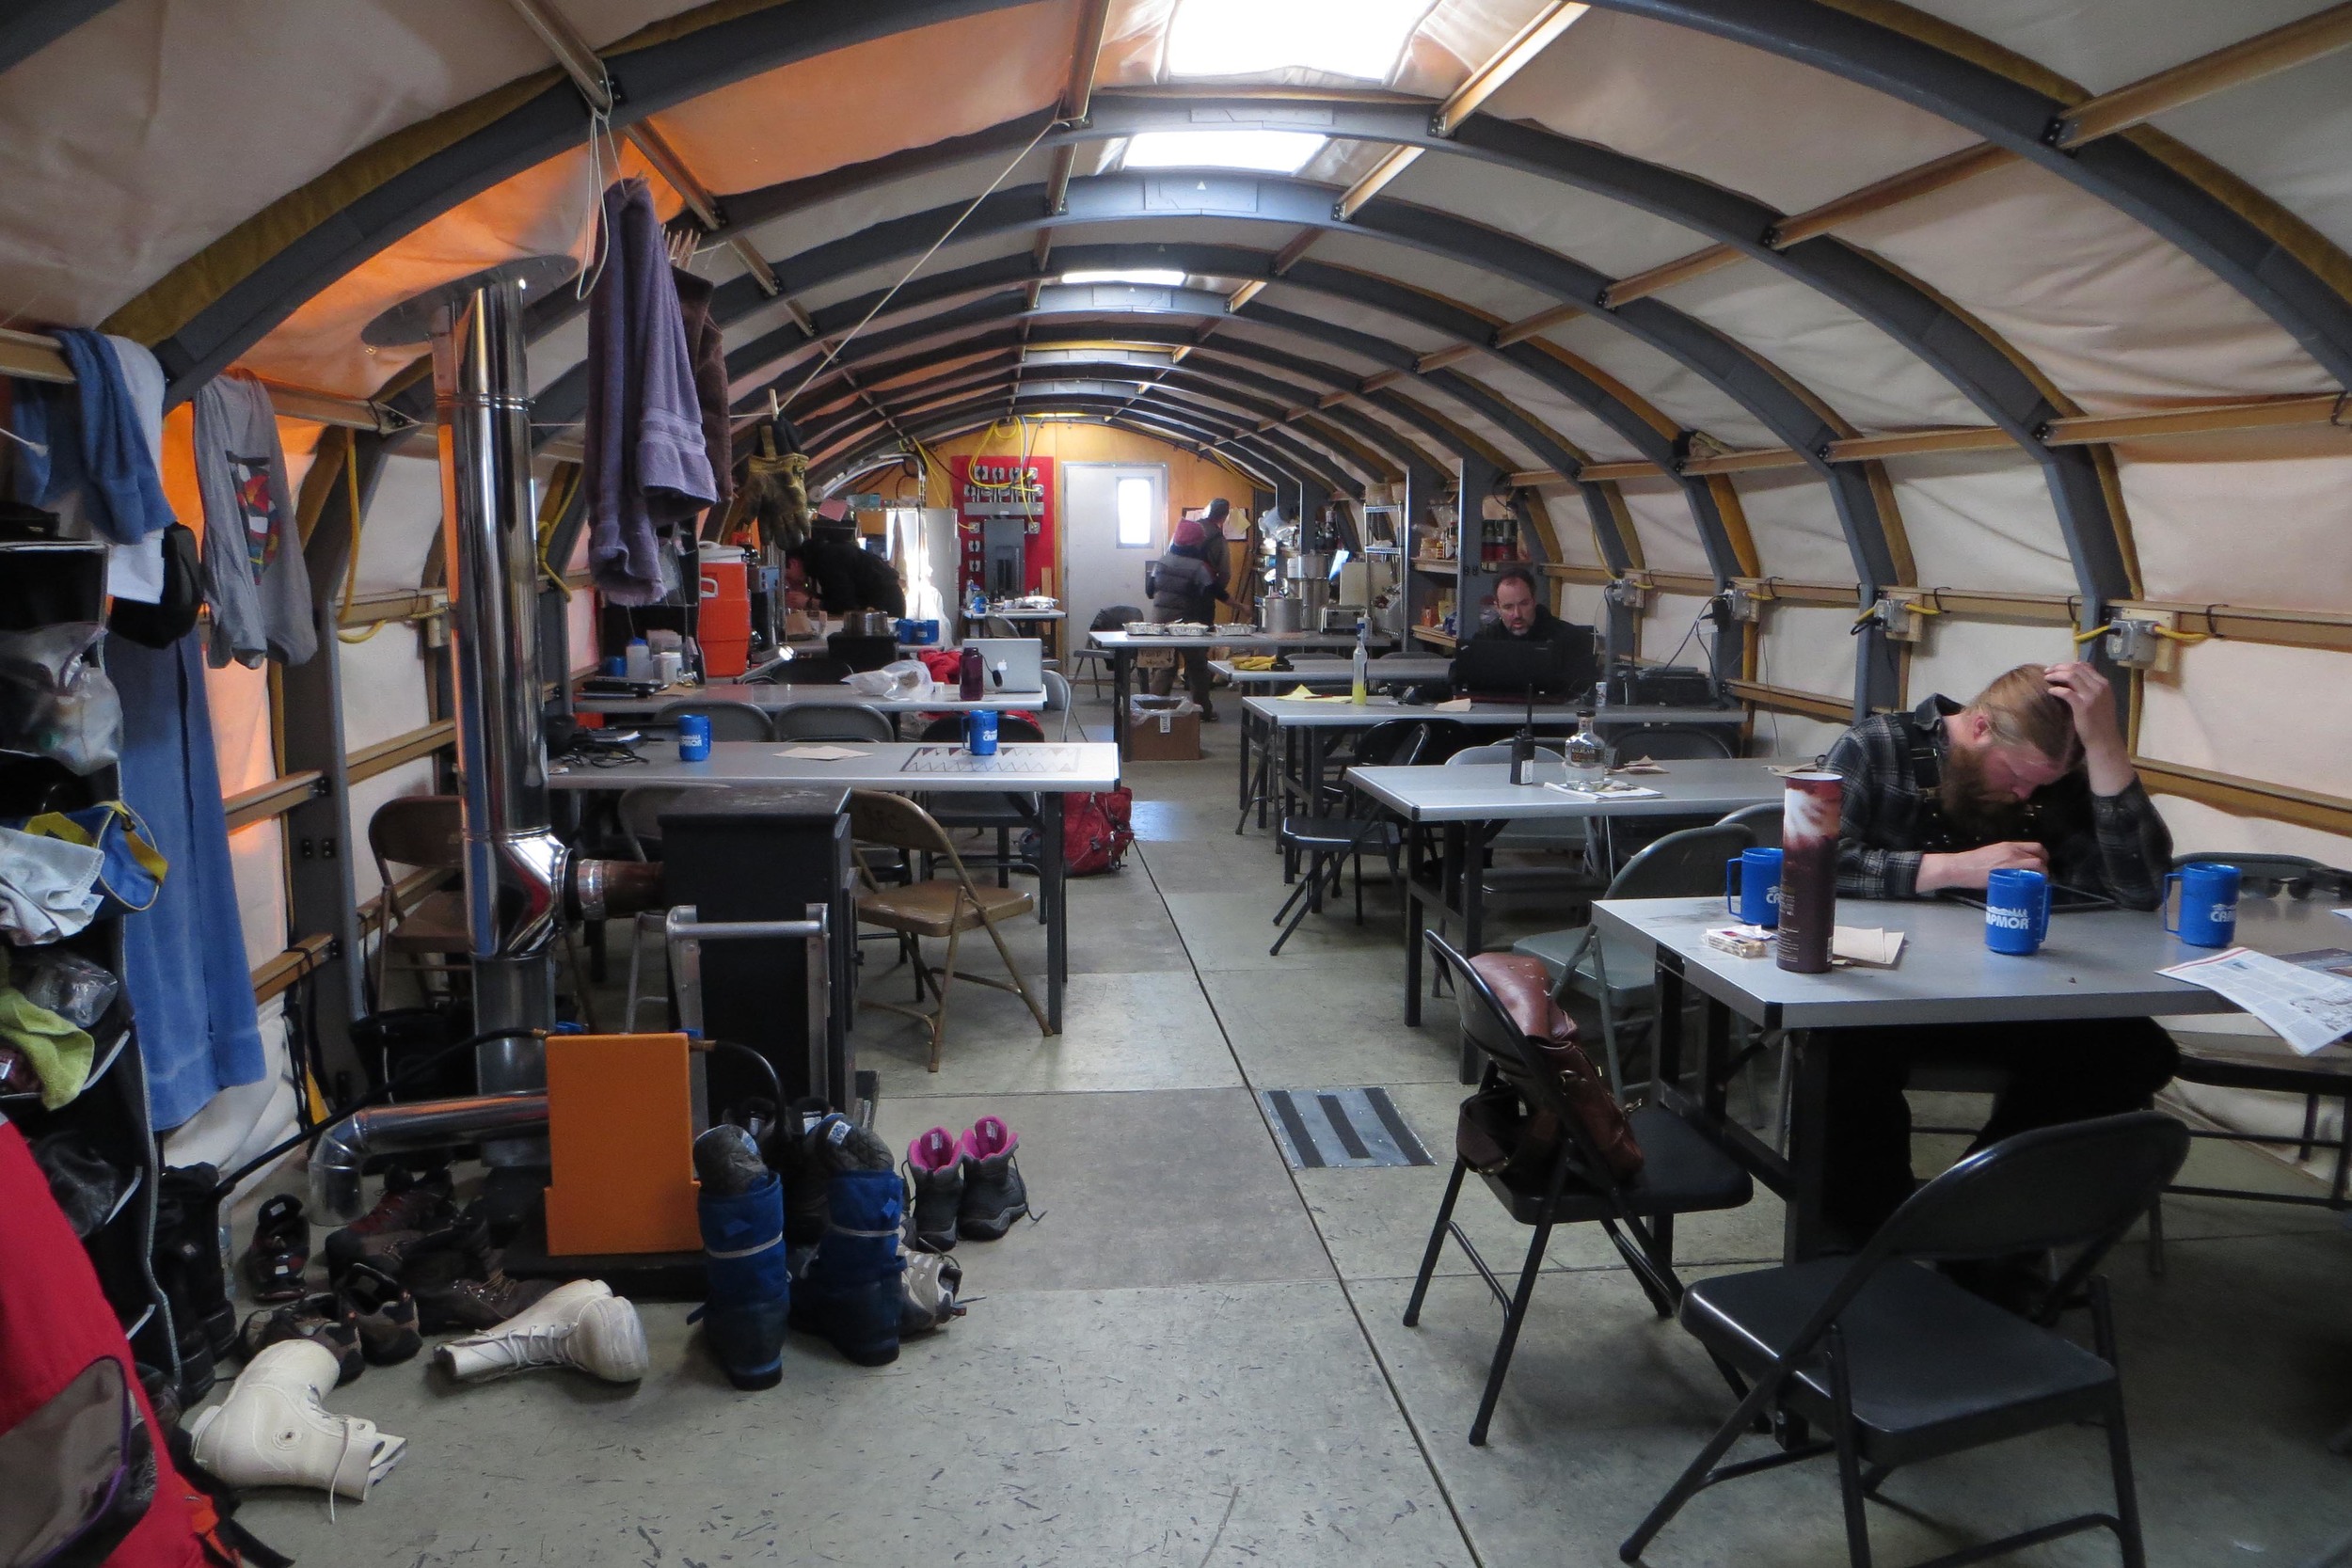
1260, 1086, 1432, 1169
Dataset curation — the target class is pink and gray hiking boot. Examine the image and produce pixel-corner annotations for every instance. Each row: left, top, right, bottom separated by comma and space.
904, 1128, 964, 1253
954, 1117, 1029, 1242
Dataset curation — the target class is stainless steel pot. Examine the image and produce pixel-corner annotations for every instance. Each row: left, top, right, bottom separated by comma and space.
843, 609, 898, 637
1258, 595, 1305, 634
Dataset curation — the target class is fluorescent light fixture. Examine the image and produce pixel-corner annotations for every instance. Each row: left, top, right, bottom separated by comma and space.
1059, 269, 1187, 287
1120, 130, 1327, 175
1165, 0, 1428, 82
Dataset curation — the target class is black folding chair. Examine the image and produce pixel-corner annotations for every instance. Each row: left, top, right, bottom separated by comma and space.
1407, 931, 1754, 1445
1622, 1111, 2190, 1568
1269, 721, 1427, 954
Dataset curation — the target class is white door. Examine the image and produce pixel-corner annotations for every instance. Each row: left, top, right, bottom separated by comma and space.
1062, 463, 1167, 641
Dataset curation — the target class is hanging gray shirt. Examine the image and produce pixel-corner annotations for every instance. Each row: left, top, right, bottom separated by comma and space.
194, 371, 315, 668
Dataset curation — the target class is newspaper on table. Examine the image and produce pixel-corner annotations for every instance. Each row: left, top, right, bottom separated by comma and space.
2156, 946, 2352, 1056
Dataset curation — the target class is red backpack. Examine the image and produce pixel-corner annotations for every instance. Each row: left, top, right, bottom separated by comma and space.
1062, 787, 1135, 877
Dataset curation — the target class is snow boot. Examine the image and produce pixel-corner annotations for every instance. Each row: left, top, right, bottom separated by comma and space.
188, 1338, 405, 1504
956, 1116, 1031, 1241
788, 1167, 906, 1367
904, 1126, 963, 1253
693, 1171, 789, 1390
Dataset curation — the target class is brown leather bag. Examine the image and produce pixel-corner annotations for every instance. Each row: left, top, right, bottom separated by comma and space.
1463, 953, 1645, 1180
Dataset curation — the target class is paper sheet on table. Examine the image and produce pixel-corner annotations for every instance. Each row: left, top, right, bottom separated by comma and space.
775, 746, 869, 761
1281, 686, 1350, 702
1541, 781, 1663, 800
1613, 758, 1668, 774
1832, 927, 1906, 967
2338, 908, 2352, 924
1435, 697, 1474, 712
2157, 947, 2352, 1055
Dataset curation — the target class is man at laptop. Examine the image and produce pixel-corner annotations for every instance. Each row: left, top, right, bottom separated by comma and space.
1476, 566, 1592, 662
1817, 661, 2178, 1270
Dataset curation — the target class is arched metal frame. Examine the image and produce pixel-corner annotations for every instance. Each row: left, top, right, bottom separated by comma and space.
68, 0, 2352, 711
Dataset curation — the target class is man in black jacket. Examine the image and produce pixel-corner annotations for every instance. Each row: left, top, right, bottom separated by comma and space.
1473, 565, 1592, 663
1816, 660, 2178, 1249
786, 531, 905, 618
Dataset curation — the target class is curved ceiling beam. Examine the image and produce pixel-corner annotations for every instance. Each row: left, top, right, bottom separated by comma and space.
813, 375, 1363, 493
710, 93, 2117, 607
819, 393, 1306, 485
799, 356, 1405, 484
709, 232, 1738, 579
767, 299, 1631, 573
0, 0, 124, 76
1581, 0, 2352, 390
823, 407, 1286, 495
129, 0, 1040, 398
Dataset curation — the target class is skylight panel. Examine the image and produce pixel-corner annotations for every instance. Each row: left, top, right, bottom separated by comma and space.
1165, 0, 1431, 82
1120, 130, 1327, 174
1060, 269, 1187, 287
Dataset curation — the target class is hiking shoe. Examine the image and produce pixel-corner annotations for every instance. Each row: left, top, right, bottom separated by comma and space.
336, 1264, 423, 1367
435, 1279, 649, 1385
238, 1294, 364, 1386
904, 1127, 963, 1253
955, 1117, 1029, 1242
407, 1266, 554, 1336
324, 1167, 455, 1275
241, 1194, 311, 1302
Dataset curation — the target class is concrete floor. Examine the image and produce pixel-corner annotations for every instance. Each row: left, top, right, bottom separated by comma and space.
226, 693, 2352, 1566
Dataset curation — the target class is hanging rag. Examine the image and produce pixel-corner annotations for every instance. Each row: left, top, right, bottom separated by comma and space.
39, 330, 176, 549
0, 950, 94, 1110
108, 632, 265, 1131
0, 826, 105, 945
582, 178, 717, 606
103, 335, 171, 604
192, 371, 315, 668
670, 266, 735, 514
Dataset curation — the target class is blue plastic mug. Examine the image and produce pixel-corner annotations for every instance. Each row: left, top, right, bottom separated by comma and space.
1984, 867, 2051, 955
963, 708, 999, 756
2164, 862, 2241, 948
601, 655, 627, 677
1724, 847, 1784, 928
676, 712, 712, 763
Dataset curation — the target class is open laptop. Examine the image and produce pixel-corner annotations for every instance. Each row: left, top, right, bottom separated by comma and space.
1450, 635, 1597, 703
963, 637, 1045, 694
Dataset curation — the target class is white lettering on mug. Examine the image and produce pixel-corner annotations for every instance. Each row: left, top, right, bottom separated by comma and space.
1766, 887, 1781, 906
1988, 907, 2036, 930
2207, 904, 2235, 926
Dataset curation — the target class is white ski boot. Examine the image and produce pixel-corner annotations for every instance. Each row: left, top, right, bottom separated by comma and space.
433, 1277, 649, 1385
187, 1338, 405, 1502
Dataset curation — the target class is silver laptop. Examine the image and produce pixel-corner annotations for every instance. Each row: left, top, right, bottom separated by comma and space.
964, 637, 1044, 694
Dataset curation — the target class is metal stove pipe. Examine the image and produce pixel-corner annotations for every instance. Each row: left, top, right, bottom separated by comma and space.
364, 256, 576, 1156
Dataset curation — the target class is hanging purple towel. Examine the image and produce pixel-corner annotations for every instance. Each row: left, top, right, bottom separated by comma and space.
109, 631, 265, 1130
582, 178, 718, 605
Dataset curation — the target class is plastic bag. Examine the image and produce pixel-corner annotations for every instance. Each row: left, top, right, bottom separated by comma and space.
18, 949, 119, 1029
845, 660, 928, 700
0, 623, 121, 775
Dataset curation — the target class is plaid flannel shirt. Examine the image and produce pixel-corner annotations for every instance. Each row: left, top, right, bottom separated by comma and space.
1821, 695, 2172, 910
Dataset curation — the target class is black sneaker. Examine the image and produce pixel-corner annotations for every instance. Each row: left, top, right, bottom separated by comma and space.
903, 1127, 963, 1253
238, 1294, 365, 1386
337, 1263, 423, 1366
954, 1117, 1030, 1242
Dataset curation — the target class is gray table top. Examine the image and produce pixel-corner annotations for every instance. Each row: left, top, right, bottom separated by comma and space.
963, 608, 1066, 620
573, 680, 1048, 715
548, 740, 1120, 793
1211, 656, 1454, 684
1247, 693, 1747, 730
1090, 628, 1375, 651
1592, 893, 2341, 1029
1347, 757, 1788, 820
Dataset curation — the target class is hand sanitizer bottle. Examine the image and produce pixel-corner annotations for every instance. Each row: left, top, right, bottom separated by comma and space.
1350, 617, 1370, 705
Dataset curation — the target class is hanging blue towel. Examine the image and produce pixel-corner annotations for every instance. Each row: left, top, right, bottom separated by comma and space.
109, 631, 265, 1129
33, 329, 176, 546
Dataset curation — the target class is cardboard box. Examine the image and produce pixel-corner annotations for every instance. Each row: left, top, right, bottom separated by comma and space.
1126, 696, 1201, 761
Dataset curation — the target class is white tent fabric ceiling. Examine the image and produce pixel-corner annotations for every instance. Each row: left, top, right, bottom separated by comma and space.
0, 0, 2345, 895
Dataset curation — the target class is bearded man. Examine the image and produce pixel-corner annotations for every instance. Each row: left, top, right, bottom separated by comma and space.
1813, 662, 2178, 1249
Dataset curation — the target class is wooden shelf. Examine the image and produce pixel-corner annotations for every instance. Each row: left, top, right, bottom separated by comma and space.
1412, 626, 1457, 648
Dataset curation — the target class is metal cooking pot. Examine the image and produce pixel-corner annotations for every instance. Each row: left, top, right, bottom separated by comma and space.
1258, 596, 1305, 634
843, 609, 898, 637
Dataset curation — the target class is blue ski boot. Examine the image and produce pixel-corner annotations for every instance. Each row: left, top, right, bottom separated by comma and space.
788, 1167, 906, 1367
692, 1161, 789, 1391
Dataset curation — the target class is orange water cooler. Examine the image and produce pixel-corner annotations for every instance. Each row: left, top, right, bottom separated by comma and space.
698, 543, 752, 676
